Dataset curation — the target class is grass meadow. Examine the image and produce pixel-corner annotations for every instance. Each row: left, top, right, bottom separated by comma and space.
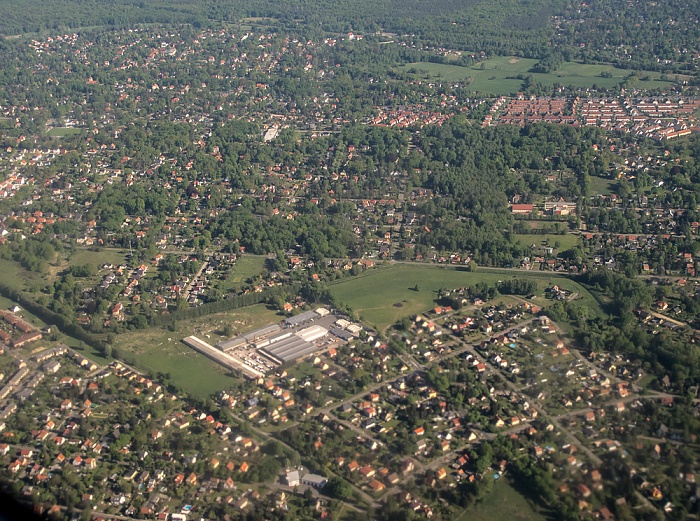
218, 255, 268, 291
399, 56, 673, 95
454, 478, 551, 521
46, 127, 83, 137
512, 234, 580, 250
329, 264, 599, 330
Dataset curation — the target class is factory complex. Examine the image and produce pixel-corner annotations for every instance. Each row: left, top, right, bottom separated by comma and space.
182, 308, 364, 378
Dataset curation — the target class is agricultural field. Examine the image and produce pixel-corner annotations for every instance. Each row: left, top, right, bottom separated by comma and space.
399, 57, 673, 95
455, 478, 550, 521
329, 264, 597, 330
114, 303, 283, 399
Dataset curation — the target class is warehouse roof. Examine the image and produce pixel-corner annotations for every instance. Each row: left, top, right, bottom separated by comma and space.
284, 310, 319, 327
263, 326, 328, 362
216, 323, 282, 352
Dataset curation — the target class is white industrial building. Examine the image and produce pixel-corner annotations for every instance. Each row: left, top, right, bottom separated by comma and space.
263, 325, 329, 363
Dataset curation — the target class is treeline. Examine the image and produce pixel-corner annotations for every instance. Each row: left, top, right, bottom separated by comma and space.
208, 208, 357, 262
149, 282, 301, 327
496, 279, 537, 296
0, 236, 56, 273
0, 281, 110, 353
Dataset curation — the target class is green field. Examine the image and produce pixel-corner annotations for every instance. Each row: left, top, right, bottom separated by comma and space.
329, 264, 597, 330
62, 335, 111, 365
399, 56, 673, 95
114, 304, 283, 399
68, 248, 128, 268
456, 478, 550, 521
219, 255, 267, 290
588, 176, 617, 196
513, 234, 579, 250
47, 127, 83, 137
0, 258, 28, 291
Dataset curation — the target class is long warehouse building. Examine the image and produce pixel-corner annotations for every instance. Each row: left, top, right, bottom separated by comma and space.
182, 336, 263, 379
216, 323, 282, 352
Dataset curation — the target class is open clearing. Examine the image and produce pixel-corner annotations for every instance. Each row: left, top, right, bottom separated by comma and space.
114, 304, 282, 399
513, 233, 579, 250
47, 127, 83, 137
399, 56, 673, 95
455, 478, 550, 521
69, 248, 128, 267
219, 255, 267, 290
0, 259, 28, 291
588, 176, 617, 196
329, 264, 599, 330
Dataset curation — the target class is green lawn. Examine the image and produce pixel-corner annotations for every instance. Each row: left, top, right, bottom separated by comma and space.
518, 220, 553, 231
47, 127, 83, 137
401, 61, 476, 82
69, 248, 128, 268
399, 56, 673, 95
0, 353, 14, 373
114, 304, 283, 399
329, 264, 597, 330
219, 255, 267, 290
62, 335, 111, 365
455, 478, 549, 521
513, 234, 579, 251
0, 258, 28, 291
588, 176, 617, 196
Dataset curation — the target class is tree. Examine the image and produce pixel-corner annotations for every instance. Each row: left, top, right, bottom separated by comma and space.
475, 443, 493, 474
325, 476, 354, 501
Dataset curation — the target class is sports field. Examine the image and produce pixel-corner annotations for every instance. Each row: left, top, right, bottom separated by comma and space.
329, 264, 597, 330
399, 56, 673, 95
